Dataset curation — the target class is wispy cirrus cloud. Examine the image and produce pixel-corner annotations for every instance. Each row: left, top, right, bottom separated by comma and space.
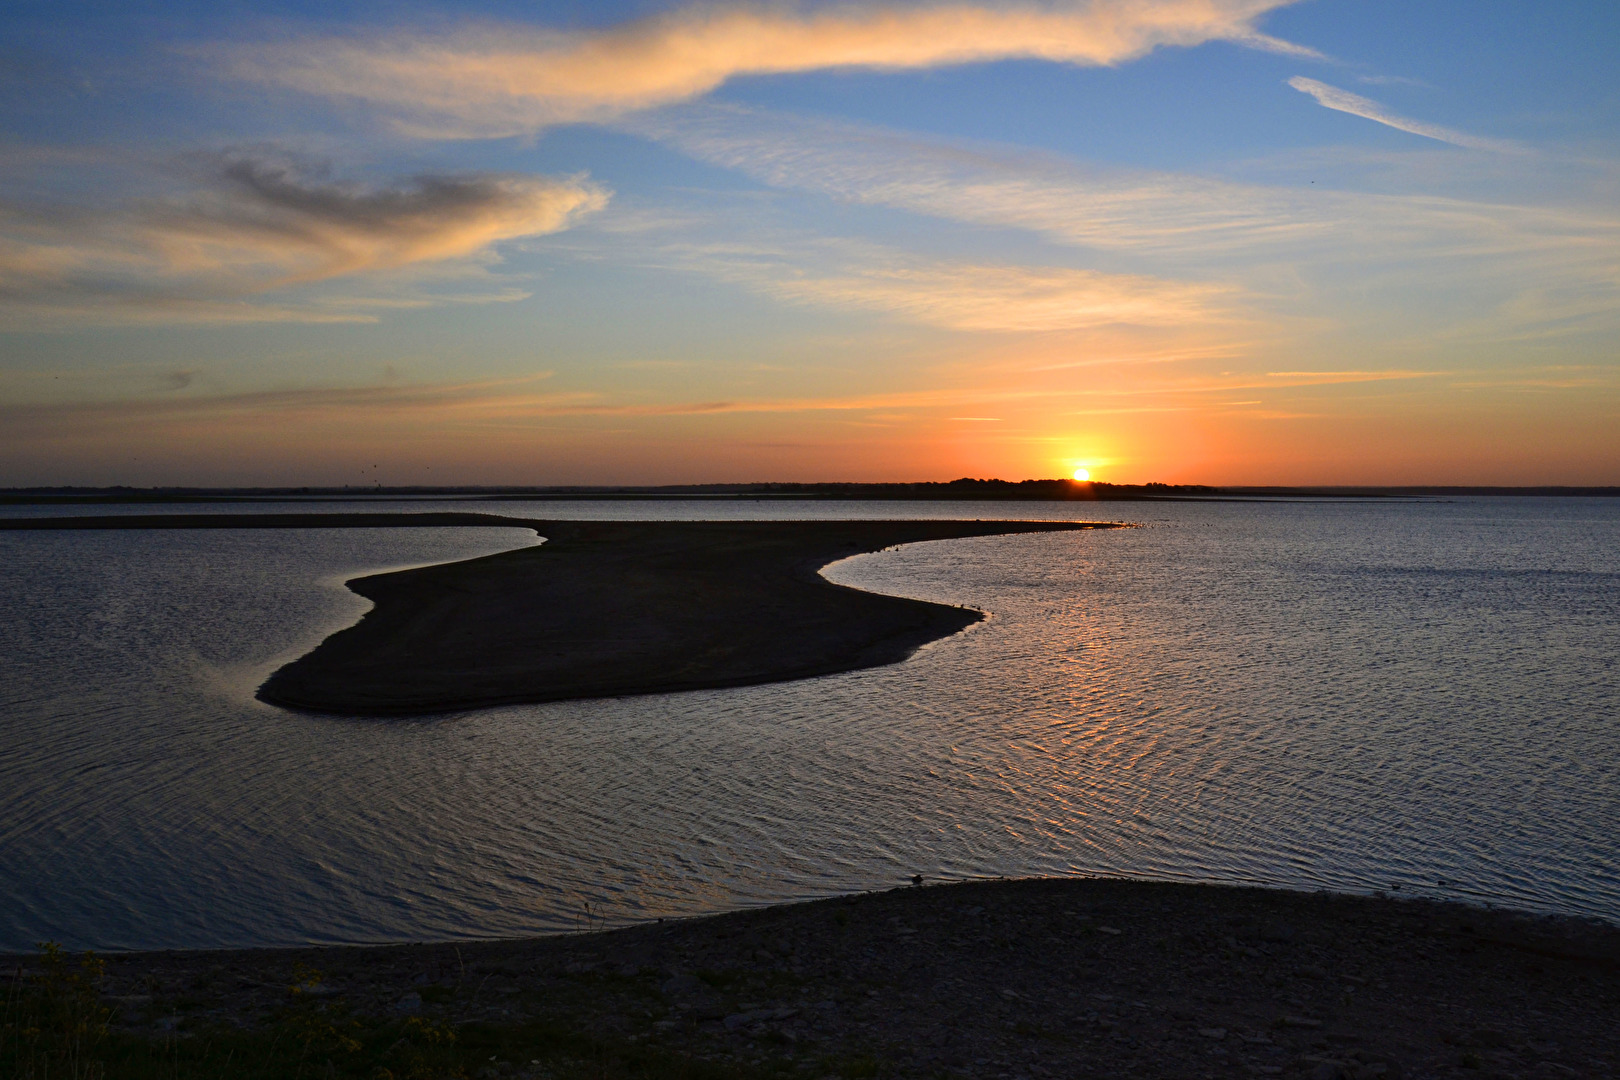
1262, 369, 1442, 385
747, 259, 1234, 331
208, 0, 1314, 137
1356, 74, 1428, 88
620, 105, 1620, 344
621, 104, 1348, 258
617, 220, 1239, 332
1287, 77, 1522, 154
0, 153, 607, 326
0, 374, 879, 435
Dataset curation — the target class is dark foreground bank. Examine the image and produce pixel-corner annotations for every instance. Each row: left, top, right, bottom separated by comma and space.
1, 514, 1119, 714
5, 879, 1615, 1080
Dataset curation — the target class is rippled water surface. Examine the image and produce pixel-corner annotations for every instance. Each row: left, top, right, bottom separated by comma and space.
1, 498, 1616, 951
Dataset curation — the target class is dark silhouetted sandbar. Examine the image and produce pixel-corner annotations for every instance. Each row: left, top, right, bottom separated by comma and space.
0, 511, 543, 531
3, 513, 1119, 714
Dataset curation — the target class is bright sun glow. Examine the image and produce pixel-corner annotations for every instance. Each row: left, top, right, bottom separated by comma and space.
1072, 467, 1091, 481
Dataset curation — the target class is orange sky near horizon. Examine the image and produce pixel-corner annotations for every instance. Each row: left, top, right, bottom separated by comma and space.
5, 360, 1613, 487
2, 0, 1617, 487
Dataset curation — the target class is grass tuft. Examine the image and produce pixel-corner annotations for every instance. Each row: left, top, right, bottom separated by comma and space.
1, 947, 843, 1080
2, 941, 112, 1079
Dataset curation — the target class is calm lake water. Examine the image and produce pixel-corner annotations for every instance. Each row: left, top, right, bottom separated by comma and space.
1, 497, 1616, 952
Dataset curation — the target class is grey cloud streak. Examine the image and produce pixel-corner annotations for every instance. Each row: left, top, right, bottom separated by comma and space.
0, 153, 607, 326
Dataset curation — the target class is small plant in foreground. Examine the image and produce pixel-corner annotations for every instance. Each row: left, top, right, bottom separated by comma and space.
1, 941, 112, 1079
281, 964, 363, 1059
378, 1015, 463, 1079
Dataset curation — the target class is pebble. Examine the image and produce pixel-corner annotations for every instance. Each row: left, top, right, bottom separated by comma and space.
1283, 1015, 1323, 1028
1198, 1027, 1227, 1039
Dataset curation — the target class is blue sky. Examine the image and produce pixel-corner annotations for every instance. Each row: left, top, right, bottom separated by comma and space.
2, 0, 1617, 485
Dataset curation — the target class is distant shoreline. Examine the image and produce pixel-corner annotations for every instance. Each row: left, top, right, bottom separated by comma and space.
1, 513, 1120, 715
4, 481, 1617, 505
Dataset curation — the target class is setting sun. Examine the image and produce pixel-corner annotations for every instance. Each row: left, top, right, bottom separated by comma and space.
1072, 467, 1091, 482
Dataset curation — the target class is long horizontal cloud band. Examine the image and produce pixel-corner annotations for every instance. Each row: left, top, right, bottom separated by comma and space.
211, 0, 1312, 135
0, 367, 1454, 437
728, 258, 1234, 331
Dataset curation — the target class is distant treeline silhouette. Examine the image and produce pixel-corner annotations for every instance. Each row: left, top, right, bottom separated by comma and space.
4, 481, 1616, 504
0, 479, 1213, 503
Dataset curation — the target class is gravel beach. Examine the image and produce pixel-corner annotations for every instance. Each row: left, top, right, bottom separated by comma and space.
22, 878, 1615, 1080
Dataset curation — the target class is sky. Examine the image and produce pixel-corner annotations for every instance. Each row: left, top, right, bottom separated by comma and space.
1, 0, 1617, 486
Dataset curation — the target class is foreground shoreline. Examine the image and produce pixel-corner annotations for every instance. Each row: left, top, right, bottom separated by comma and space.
1, 513, 1121, 714
6, 878, 1615, 1079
